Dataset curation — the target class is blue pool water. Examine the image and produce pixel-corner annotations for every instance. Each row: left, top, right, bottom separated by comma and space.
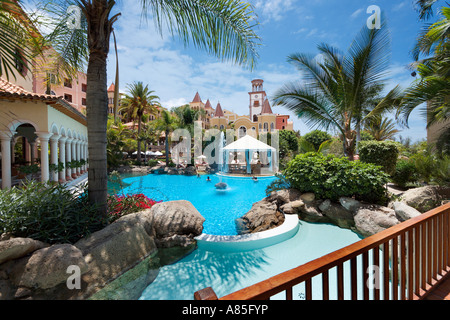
111, 173, 372, 300
116, 174, 277, 236
139, 221, 364, 300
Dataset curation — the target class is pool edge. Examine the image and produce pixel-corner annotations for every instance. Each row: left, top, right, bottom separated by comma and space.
195, 214, 300, 252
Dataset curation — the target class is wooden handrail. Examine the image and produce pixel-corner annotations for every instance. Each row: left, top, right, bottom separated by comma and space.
195, 202, 450, 300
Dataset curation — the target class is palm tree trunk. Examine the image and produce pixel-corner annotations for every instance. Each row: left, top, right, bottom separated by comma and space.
137, 115, 142, 163
165, 130, 170, 165
84, 0, 115, 218
86, 51, 109, 216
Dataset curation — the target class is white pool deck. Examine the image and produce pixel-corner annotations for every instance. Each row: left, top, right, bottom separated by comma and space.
195, 214, 300, 252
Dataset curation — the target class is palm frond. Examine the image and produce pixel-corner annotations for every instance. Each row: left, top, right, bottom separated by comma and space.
140, 0, 261, 69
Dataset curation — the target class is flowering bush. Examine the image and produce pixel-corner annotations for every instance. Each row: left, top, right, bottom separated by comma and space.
108, 193, 161, 222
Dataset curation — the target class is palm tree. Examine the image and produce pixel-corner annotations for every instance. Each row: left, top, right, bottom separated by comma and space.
154, 109, 179, 165
416, 0, 441, 20
365, 115, 400, 141
273, 21, 402, 160
120, 82, 160, 163
39, 0, 260, 217
398, 6, 449, 152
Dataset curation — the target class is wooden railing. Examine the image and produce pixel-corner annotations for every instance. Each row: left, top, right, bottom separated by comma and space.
195, 203, 450, 300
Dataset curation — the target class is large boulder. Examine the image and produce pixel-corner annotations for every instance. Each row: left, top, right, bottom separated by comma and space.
239, 199, 285, 234
400, 186, 445, 213
319, 200, 355, 229
8, 244, 88, 290
354, 205, 400, 237
150, 201, 205, 248
267, 189, 302, 205
391, 201, 422, 222
0, 238, 47, 265
74, 211, 158, 297
297, 201, 329, 223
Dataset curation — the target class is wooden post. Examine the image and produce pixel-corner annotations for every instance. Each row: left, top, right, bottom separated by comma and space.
194, 287, 219, 301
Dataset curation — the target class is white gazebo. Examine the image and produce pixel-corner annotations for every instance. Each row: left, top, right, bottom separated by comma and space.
222, 135, 278, 175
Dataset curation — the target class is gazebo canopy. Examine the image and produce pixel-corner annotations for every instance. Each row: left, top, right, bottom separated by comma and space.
223, 135, 275, 151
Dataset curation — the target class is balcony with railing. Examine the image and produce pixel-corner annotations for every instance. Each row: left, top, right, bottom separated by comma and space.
195, 203, 450, 301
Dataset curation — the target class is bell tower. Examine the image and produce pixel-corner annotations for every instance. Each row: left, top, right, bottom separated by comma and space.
249, 79, 266, 122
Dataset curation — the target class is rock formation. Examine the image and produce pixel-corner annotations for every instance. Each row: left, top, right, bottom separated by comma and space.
0, 201, 205, 300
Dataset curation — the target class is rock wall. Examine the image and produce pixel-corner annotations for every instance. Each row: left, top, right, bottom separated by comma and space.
248, 186, 449, 239
0, 201, 205, 300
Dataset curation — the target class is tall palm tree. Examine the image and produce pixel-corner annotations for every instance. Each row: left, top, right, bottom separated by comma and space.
39, 0, 260, 217
365, 115, 400, 141
273, 21, 402, 160
120, 81, 160, 162
399, 6, 449, 152
154, 109, 179, 165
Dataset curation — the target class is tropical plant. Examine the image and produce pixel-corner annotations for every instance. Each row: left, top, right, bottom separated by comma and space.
358, 140, 400, 175
0, 181, 105, 244
399, 5, 450, 154
273, 21, 402, 160
107, 118, 130, 168
37, 0, 260, 218
153, 109, 179, 165
391, 159, 419, 188
120, 82, 161, 163
364, 115, 400, 141
283, 153, 390, 204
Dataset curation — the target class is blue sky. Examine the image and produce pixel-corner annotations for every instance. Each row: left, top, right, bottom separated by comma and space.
105, 0, 445, 142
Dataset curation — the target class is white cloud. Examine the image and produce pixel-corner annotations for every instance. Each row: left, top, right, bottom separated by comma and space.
253, 0, 295, 22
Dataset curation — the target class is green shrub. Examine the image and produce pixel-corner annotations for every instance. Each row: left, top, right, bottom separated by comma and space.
265, 174, 291, 196
283, 153, 390, 203
358, 141, 399, 175
302, 130, 332, 151
391, 159, 419, 188
0, 181, 105, 244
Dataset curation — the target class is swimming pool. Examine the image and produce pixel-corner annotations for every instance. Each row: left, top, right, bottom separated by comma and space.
114, 173, 277, 236
139, 220, 364, 300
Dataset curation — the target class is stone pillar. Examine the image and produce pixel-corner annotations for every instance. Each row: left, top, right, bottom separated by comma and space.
36, 132, 53, 183
58, 137, 67, 182
76, 140, 81, 175
65, 138, 73, 180
71, 139, 77, 177
80, 141, 85, 173
50, 135, 60, 182
0, 131, 14, 189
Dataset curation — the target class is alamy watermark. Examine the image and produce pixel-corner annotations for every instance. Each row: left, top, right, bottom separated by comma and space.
367, 5, 381, 30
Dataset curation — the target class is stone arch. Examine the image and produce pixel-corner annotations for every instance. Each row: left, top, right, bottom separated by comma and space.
60, 127, 67, 138
50, 123, 60, 135
8, 119, 40, 134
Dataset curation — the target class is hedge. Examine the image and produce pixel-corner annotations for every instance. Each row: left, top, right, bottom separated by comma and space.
358, 140, 399, 175
283, 153, 390, 203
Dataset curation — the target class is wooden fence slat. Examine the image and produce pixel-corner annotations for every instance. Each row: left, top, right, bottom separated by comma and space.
362, 251, 369, 300
322, 270, 329, 300
392, 236, 399, 300
408, 230, 414, 300
383, 242, 390, 300
337, 264, 344, 300
305, 279, 312, 301
400, 233, 407, 300
350, 257, 357, 300
373, 248, 380, 300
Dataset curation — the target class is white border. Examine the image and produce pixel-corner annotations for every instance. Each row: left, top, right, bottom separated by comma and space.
195, 214, 299, 252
